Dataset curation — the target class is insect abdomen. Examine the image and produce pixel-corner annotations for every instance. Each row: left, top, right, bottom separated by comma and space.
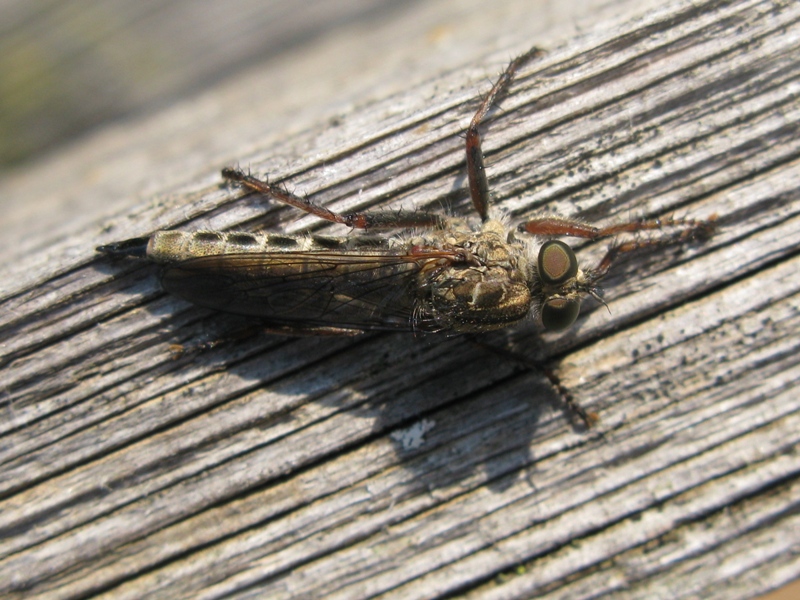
146, 231, 387, 264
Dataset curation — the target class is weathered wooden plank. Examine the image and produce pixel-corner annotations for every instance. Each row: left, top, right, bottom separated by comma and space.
1, 0, 798, 598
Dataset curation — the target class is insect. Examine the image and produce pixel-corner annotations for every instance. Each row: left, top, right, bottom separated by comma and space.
98, 48, 714, 423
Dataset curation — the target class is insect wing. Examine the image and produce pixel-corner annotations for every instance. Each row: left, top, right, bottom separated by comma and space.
160, 250, 442, 333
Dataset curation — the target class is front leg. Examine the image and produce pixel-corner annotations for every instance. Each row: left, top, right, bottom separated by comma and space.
522, 212, 717, 285
520, 213, 716, 242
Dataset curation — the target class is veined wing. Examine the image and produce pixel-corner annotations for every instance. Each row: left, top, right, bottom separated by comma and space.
160, 249, 458, 333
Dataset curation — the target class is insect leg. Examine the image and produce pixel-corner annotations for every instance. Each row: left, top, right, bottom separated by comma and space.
590, 226, 713, 278
466, 47, 545, 221
542, 366, 600, 428
521, 214, 716, 279
468, 337, 599, 428
222, 167, 446, 230
520, 214, 716, 240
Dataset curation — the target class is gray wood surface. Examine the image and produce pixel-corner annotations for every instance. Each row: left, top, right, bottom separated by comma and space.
1, 0, 799, 598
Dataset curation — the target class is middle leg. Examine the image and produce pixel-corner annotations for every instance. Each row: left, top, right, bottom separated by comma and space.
465, 47, 545, 221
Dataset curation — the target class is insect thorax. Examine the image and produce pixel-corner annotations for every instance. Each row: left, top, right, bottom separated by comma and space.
417, 219, 534, 333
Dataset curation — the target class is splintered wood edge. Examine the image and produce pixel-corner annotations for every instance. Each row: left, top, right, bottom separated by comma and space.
1, 1, 799, 599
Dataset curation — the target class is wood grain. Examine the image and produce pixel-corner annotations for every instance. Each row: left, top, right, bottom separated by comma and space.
1, 0, 798, 598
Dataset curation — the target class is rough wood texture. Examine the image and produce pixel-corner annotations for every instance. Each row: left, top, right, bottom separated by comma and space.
1, 0, 799, 598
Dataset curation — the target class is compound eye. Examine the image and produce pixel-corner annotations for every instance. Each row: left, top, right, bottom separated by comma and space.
538, 240, 578, 285
541, 297, 580, 331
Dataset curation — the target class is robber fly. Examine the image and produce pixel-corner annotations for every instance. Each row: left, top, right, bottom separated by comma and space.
98, 48, 713, 421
